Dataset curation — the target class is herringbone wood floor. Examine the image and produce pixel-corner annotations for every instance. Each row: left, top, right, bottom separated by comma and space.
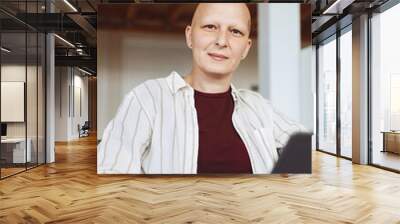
1, 134, 400, 224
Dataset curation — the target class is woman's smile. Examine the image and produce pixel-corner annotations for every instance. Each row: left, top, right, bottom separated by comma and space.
208, 52, 229, 61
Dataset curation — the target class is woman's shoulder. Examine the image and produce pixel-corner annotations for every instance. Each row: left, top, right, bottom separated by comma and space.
128, 76, 170, 98
236, 88, 275, 115
124, 75, 173, 115
236, 89, 270, 104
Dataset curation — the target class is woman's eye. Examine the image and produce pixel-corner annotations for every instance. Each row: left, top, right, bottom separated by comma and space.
203, 25, 216, 30
232, 29, 244, 36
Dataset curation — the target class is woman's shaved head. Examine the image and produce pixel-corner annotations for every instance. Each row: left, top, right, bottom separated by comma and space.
185, 3, 253, 77
191, 3, 251, 35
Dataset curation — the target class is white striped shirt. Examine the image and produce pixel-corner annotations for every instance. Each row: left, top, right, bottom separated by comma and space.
97, 71, 307, 174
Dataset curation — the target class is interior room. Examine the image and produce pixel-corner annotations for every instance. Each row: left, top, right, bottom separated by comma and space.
0, 0, 399, 223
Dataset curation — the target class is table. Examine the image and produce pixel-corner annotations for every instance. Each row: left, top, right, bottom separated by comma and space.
381, 131, 400, 154
1, 138, 32, 163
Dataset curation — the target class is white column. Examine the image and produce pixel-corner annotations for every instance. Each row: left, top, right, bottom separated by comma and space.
352, 14, 369, 164
46, 32, 55, 163
45, 0, 56, 163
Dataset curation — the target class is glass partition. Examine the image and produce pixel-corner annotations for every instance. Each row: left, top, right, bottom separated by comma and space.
1, 30, 28, 178
38, 32, 45, 165
317, 36, 337, 155
0, 1, 46, 179
27, 30, 38, 169
339, 29, 352, 158
26, 0, 41, 169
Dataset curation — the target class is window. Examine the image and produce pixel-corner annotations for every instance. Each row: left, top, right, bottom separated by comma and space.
340, 29, 352, 158
390, 74, 400, 131
370, 2, 400, 171
318, 36, 337, 155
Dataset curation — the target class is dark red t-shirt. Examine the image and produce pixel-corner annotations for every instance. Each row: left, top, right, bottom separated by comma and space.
195, 87, 253, 173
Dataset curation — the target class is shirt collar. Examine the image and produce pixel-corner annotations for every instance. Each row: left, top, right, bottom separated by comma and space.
166, 71, 239, 101
166, 71, 188, 94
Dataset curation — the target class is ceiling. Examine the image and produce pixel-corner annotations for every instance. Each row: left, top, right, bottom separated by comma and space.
1, 0, 395, 74
311, 0, 391, 43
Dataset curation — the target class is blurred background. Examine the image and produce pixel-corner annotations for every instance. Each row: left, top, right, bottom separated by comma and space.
97, 3, 314, 146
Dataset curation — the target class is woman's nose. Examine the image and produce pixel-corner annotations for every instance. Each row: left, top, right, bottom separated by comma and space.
215, 30, 228, 48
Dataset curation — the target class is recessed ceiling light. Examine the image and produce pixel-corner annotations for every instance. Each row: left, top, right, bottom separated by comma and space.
77, 67, 93, 76
322, 0, 355, 15
1, 47, 11, 53
63, 0, 78, 12
54, 34, 75, 48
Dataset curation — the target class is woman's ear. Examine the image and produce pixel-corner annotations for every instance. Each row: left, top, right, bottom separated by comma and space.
185, 25, 193, 49
241, 38, 252, 60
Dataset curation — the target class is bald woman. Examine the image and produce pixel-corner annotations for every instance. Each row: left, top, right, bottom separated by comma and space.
98, 3, 307, 174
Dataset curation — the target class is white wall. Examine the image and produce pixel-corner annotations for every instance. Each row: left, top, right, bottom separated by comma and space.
1, 63, 46, 163
312, 45, 317, 150
1, 65, 39, 137
72, 73, 89, 138
55, 67, 89, 141
55, 67, 69, 141
98, 31, 259, 138
1, 66, 26, 136
258, 4, 314, 131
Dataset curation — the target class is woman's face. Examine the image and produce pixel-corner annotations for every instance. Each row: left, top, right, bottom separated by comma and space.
186, 3, 252, 77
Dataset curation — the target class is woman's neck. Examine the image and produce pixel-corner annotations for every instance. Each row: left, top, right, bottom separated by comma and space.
184, 68, 232, 93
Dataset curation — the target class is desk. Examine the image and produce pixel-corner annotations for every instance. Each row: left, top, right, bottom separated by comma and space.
1, 138, 31, 163
382, 131, 400, 154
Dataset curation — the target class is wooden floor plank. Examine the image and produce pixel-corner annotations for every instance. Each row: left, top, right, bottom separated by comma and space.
0, 134, 400, 223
